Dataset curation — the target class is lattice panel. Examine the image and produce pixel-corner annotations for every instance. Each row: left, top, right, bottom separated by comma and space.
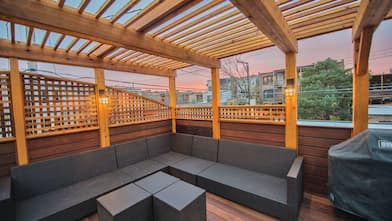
176, 106, 212, 120
107, 87, 170, 126
23, 73, 98, 136
0, 71, 13, 139
220, 105, 286, 124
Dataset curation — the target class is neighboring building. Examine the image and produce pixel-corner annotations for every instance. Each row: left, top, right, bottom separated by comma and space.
369, 71, 392, 104
177, 91, 204, 105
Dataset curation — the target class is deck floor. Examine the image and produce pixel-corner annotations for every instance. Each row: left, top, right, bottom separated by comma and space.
82, 192, 363, 221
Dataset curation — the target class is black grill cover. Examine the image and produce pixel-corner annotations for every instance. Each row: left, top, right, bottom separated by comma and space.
329, 129, 392, 221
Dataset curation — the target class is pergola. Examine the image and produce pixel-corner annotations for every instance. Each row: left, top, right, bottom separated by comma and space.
0, 0, 391, 166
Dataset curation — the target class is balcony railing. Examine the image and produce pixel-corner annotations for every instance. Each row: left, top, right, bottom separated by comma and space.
220, 105, 286, 124
176, 106, 212, 120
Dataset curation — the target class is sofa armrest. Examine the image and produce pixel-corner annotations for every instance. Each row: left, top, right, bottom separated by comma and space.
287, 156, 304, 208
0, 176, 15, 220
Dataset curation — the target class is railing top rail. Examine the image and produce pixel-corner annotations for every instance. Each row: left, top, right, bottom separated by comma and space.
176, 105, 212, 108
220, 104, 286, 108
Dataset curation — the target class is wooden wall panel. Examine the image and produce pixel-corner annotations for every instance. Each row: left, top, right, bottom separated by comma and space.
298, 125, 352, 196
110, 120, 172, 144
0, 141, 16, 177
221, 122, 285, 146
176, 120, 212, 137
27, 130, 100, 162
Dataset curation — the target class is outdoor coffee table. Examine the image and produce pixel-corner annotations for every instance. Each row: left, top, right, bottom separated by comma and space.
153, 180, 206, 221
135, 171, 179, 194
97, 183, 153, 221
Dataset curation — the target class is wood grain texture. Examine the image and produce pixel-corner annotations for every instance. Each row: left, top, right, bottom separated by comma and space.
176, 119, 212, 137
221, 122, 285, 146
110, 120, 172, 144
0, 141, 16, 177
27, 130, 100, 162
298, 125, 352, 196
82, 192, 362, 221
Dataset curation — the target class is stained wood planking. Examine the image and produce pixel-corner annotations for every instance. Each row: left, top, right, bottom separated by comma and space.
298, 125, 352, 196
221, 122, 285, 146
176, 119, 212, 137
0, 141, 16, 177
27, 130, 100, 162
110, 120, 172, 144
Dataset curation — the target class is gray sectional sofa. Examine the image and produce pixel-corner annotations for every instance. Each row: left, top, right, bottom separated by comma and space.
0, 133, 303, 221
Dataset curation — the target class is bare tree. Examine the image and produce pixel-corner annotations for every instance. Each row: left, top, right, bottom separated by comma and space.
220, 56, 251, 104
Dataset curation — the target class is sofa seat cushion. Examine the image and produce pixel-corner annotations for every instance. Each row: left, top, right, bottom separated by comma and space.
151, 151, 188, 166
16, 170, 131, 221
170, 157, 215, 184
119, 160, 167, 180
197, 163, 287, 219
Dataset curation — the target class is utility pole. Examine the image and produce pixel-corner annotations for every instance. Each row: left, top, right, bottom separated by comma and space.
237, 60, 250, 104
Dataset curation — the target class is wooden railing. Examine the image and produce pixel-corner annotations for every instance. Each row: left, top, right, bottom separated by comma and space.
22, 72, 99, 138
220, 105, 286, 124
107, 87, 171, 127
0, 71, 13, 140
176, 106, 212, 120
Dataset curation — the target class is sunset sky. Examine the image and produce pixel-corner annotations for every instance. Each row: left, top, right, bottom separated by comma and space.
0, 19, 391, 92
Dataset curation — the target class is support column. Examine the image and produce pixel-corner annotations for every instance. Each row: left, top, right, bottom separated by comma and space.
9, 58, 28, 165
285, 52, 298, 149
352, 27, 373, 135
169, 76, 176, 133
95, 68, 110, 147
211, 68, 220, 139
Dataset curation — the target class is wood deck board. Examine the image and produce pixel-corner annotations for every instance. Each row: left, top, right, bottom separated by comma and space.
81, 192, 362, 221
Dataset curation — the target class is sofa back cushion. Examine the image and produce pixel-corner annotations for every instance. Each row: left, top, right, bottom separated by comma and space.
218, 139, 296, 178
115, 138, 148, 168
146, 133, 171, 158
192, 136, 219, 161
11, 146, 117, 201
172, 133, 193, 155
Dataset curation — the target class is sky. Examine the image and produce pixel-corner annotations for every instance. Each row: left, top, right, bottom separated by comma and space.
0, 19, 391, 92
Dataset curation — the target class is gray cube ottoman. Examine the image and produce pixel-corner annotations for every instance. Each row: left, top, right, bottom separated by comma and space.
153, 180, 206, 221
135, 172, 179, 194
97, 183, 153, 221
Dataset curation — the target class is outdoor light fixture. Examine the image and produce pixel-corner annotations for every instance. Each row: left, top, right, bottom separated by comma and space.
99, 89, 109, 104
285, 79, 295, 97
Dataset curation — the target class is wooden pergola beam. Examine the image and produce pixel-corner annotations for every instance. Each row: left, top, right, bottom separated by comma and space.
230, 0, 298, 53
0, 40, 175, 77
0, 0, 220, 68
352, 0, 392, 40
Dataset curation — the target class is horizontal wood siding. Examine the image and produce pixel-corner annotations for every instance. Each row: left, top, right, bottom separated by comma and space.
0, 141, 16, 177
176, 120, 212, 137
27, 130, 100, 162
221, 122, 285, 146
298, 125, 352, 196
110, 120, 172, 144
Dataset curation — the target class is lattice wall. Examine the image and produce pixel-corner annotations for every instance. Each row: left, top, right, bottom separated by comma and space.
22, 73, 98, 137
176, 106, 212, 120
107, 87, 170, 127
220, 105, 286, 124
0, 71, 13, 139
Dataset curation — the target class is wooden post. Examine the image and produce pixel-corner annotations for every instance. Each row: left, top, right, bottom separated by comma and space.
169, 76, 176, 133
352, 27, 373, 135
211, 68, 220, 139
9, 58, 28, 165
285, 52, 298, 149
95, 68, 110, 147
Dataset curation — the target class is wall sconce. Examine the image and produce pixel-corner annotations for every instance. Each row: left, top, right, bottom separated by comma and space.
99, 89, 109, 104
285, 78, 295, 97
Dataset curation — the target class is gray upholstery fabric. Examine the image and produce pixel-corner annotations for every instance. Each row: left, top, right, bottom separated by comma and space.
0, 177, 14, 221
218, 139, 296, 178
153, 180, 206, 221
171, 133, 193, 155
197, 163, 287, 219
97, 184, 153, 221
11, 146, 117, 201
16, 170, 131, 221
170, 157, 215, 184
191, 136, 219, 161
152, 151, 188, 166
115, 138, 148, 168
146, 133, 171, 158
119, 160, 167, 181
135, 172, 179, 194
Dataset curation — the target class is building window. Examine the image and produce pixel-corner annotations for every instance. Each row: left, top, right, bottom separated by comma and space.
263, 90, 274, 99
